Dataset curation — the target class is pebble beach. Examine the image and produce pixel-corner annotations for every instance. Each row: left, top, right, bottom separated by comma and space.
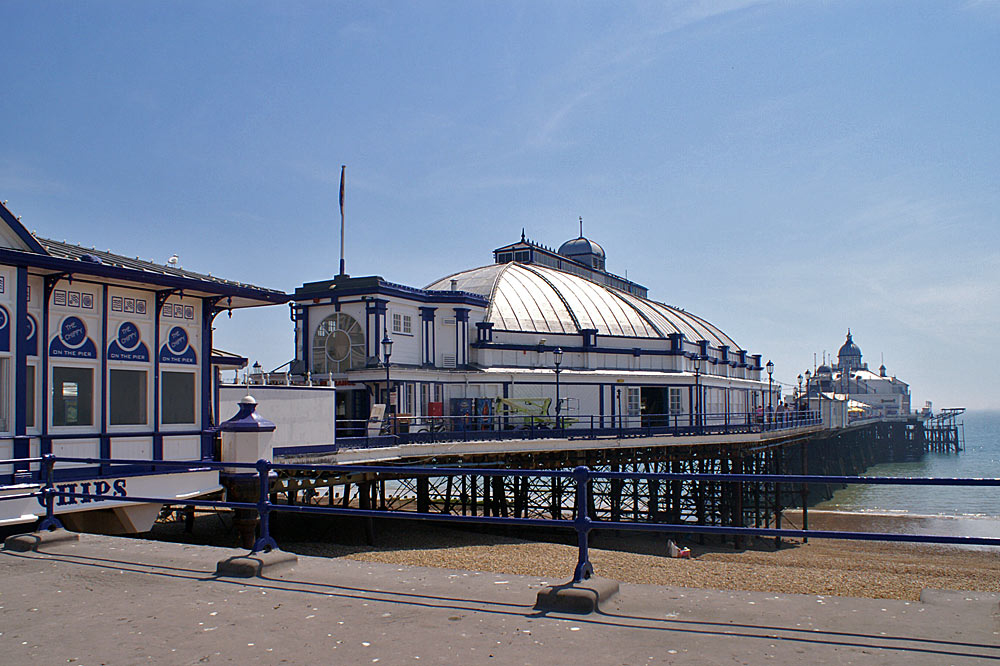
151, 509, 1000, 601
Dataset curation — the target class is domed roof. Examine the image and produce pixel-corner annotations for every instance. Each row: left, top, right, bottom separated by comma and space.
816, 364, 833, 375
838, 331, 862, 359
426, 263, 741, 349
558, 236, 605, 259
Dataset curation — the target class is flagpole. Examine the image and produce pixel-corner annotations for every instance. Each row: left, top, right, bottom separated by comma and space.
339, 164, 346, 276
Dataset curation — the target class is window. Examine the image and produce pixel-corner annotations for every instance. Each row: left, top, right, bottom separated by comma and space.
312, 313, 365, 375
26, 365, 35, 429
496, 252, 513, 263
53, 366, 93, 426
392, 312, 412, 335
514, 250, 530, 262
669, 387, 682, 415
110, 369, 147, 425
626, 387, 641, 416
162, 371, 195, 424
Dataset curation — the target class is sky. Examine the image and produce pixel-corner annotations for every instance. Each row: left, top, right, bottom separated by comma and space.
1, 1, 998, 409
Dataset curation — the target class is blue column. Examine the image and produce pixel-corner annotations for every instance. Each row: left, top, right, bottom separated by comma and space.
454, 308, 469, 367
99, 285, 110, 461
200, 298, 215, 459
420, 307, 436, 367
13, 266, 28, 469
300, 304, 310, 374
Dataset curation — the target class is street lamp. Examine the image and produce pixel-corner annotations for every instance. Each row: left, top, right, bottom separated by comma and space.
381, 330, 393, 411
797, 373, 803, 398
553, 347, 563, 428
693, 354, 701, 429
766, 360, 774, 427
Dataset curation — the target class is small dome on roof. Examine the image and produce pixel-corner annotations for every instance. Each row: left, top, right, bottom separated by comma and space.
558, 236, 605, 259
816, 364, 832, 375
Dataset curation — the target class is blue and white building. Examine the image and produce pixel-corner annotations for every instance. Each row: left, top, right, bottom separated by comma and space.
289, 229, 773, 433
0, 201, 286, 531
803, 331, 911, 419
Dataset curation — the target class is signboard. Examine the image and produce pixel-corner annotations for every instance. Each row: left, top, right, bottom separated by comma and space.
159, 325, 197, 364
49, 316, 98, 359
108, 321, 150, 362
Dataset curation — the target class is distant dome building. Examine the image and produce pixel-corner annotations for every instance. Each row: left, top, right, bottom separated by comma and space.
802, 330, 910, 420
837, 330, 863, 373
290, 225, 772, 433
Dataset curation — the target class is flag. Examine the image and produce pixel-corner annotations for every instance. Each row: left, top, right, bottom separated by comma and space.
339, 165, 346, 218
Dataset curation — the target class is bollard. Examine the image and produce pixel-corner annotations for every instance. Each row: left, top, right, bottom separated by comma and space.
217, 395, 276, 548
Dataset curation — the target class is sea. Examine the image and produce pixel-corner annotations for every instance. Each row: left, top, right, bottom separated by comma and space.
814, 409, 1000, 541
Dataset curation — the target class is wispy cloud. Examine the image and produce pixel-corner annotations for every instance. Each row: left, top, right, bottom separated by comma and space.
521, 1, 772, 148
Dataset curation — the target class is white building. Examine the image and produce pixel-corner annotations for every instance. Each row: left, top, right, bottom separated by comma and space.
288, 229, 775, 435
803, 331, 911, 419
0, 201, 285, 530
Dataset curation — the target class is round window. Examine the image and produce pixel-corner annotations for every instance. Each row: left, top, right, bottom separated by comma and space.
312, 313, 365, 375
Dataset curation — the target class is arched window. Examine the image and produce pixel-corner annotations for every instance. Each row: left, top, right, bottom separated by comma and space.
312, 313, 365, 375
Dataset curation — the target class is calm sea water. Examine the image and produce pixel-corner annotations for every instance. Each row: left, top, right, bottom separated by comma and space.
816, 410, 1000, 518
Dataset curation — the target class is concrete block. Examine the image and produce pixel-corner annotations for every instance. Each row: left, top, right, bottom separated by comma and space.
534, 576, 619, 614
215, 549, 298, 578
4, 529, 80, 552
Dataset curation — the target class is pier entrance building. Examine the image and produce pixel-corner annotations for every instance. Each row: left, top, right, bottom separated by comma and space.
0, 201, 286, 531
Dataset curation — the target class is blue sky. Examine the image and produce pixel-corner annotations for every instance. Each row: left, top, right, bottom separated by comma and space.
2, 1, 998, 409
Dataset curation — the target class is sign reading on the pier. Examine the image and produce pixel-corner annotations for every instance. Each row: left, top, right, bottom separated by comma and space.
49, 315, 97, 358
108, 321, 149, 362
159, 325, 197, 364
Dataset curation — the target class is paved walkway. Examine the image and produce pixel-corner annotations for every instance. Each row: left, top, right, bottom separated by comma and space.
1, 533, 997, 665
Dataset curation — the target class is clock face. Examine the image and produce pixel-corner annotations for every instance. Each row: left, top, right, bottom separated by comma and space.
312, 313, 364, 374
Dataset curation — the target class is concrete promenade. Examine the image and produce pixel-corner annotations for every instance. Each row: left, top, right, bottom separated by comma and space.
1, 533, 998, 665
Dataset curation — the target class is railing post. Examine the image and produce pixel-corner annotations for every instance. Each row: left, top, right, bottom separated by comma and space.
572, 466, 594, 582
250, 459, 278, 554
37, 453, 63, 532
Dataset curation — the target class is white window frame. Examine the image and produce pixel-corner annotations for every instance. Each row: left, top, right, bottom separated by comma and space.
50, 362, 97, 430
108, 365, 151, 428
160, 369, 198, 427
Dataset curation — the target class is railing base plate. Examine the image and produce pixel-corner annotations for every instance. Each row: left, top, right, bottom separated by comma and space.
215, 549, 298, 578
534, 576, 619, 614
3, 528, 79, 553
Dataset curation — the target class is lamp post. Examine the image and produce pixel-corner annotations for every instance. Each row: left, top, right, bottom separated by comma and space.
766, 360, 774, 428
693, 354, 701, 430
381, 330, 393, 412
553, 347, 563, 429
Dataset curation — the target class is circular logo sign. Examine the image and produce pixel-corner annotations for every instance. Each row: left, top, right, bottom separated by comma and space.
60, 316, 87, 348
117, 322, 141, 351
0, 306, 7, 331
26, 314, 36, 341
167, 326, 188, 354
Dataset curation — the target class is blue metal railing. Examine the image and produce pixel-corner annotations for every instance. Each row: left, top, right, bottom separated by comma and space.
321, 409, 822, 454
4, 453, 997, 583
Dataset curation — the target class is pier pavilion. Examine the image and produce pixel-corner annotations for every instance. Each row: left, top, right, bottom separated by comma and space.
288, 227, 775, 435
801, 331, 911, 421
0, 201, 286, 531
